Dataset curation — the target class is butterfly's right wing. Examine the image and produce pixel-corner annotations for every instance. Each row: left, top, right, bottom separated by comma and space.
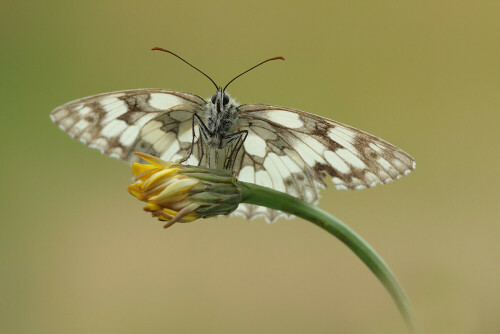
50, 89, 206, 165
231, 103, 415, 222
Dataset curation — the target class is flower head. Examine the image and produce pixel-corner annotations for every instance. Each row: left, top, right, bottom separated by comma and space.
128, 153, 242, 228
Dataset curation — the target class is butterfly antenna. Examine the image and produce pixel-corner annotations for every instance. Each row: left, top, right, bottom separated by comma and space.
223, 56, 285, 92
151, 47, 219, 90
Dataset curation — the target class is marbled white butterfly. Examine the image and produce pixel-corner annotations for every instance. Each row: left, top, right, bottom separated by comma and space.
51, 48, 415, 222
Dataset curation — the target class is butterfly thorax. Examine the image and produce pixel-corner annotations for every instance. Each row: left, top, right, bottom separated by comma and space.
197, 90, 246, 171
205, 91, 240, 147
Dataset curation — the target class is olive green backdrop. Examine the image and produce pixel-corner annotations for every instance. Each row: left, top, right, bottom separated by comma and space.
1, 1, 498, 333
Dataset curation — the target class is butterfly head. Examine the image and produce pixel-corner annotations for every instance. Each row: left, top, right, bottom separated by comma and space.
210, 89, 234, 113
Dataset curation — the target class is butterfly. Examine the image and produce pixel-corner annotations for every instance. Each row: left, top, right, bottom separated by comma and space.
51, 48, 415, 222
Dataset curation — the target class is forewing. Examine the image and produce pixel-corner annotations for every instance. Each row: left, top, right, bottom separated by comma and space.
232, 104, 415, 222
50, 89, 206, 164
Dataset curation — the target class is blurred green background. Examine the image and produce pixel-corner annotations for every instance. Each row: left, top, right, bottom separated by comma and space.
1, 1, 499, 333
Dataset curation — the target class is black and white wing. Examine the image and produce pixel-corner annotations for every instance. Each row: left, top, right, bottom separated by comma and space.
232, 104, 416, 222
50, 89, 206, 165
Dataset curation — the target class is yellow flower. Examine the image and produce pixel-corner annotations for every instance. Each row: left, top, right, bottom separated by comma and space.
128, 152, 242, 228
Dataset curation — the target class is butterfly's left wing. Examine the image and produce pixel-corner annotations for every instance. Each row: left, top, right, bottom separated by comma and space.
50, 89, 206, 165
231, 104, 416, 222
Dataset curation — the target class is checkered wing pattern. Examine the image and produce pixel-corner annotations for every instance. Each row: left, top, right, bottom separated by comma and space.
50, 89, 206, 165
231, 104, 415, 222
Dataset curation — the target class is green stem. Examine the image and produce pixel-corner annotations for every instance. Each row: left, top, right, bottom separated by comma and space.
238, 181, 416, 332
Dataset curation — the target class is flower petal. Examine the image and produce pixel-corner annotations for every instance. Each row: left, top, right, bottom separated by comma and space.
131, 162, 157, 177
162, 203, 200, 228
152, 178, 200, 203
143, 167, 180, 190
135, 152, 173, 167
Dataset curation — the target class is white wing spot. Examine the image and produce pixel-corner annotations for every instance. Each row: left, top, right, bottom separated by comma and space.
332, 177, 348, 190
376, 156, 398, 176
159, 139, 180, 161
250, 126, 278, 140
268, 153, 291, 179
300, 134, 327, 155
364, 171, 381, 187
60, 117, 75, 130
283, 148, 306, 169
256, 170, 272, 187
79, 132, 93, 144
169, 110, 192, 122
243, 129, 267, 158
293, 139, 325, 167
101, 119, 127, 138
119, 125, 140, 147
261, 110, 303, 128
351, 177, 366, 188
280, 153, 302, 173
171, 152, 184, 161
324, 151, 351, 174
109, 147, 123, 159
263, 157, 286, 192
392, 159, 407, 172
101, 100, 128, 124
135, 113, 160, 127
376, 168, 392, 181
101, 97, 120, 110
89, 138, 109, 153
77, 106, 92, 117
335, 127, 358, 140
149, 93, 184, 110
153, 132, 175, 152
336, 148, 367, 169
71, 119, 89, 134
238, 165, 255, 183
51, 108, 69, 122
186, 155, 199, 165
74, 104, 84, 111
141, 120, 162, 136
177, 121, 193, 143
143, 128, 165, 145
328, 129, 357, 153
394, 151, 412, 166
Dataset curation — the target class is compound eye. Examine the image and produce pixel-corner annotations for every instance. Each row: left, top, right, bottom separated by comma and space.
223, 94, 230, 106
211, 94, 217, 104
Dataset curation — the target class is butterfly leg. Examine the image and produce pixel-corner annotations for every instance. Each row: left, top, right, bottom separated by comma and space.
180, 114, 198, 163
198, 144, 204, 166
221, 130, 248, 171
181, 114, 211, 166
230, 130, 248, 171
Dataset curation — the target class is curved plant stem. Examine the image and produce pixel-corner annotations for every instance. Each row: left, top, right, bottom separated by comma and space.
238, 181, 416, 332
